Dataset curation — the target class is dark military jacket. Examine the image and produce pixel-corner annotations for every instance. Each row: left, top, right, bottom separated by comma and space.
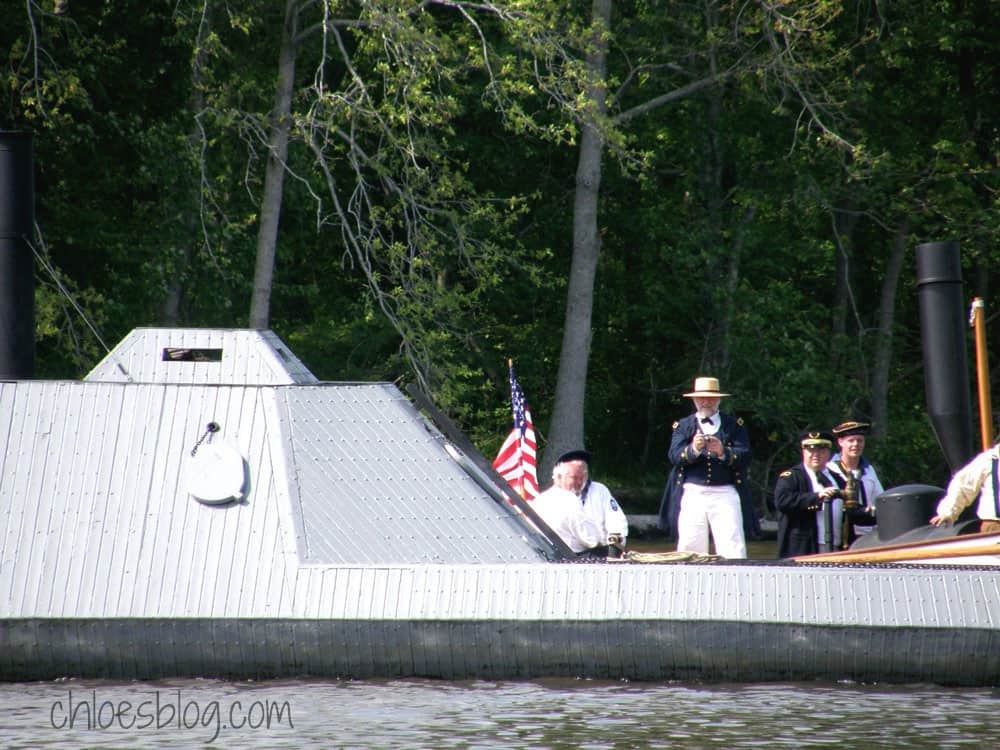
657, 413, 754, 540
774, 463, 873, 558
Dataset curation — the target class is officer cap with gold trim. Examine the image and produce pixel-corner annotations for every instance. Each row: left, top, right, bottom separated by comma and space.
799, 430, 833, 449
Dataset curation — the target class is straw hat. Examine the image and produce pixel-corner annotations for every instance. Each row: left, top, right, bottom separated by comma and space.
683, 376, 731, 398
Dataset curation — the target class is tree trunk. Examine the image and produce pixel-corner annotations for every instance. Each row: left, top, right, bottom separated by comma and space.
717, 202, 755, 373
248, 0, 298, 330
162, 3, 213, 325
693, 2, 750, 378
542, 0, 611, 482
828, 204, 862, 395
700, 115, 723, 368
699, 3, 726, 373
871, 220, 908, 441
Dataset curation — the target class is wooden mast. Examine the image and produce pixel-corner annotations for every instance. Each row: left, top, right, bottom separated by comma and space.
970, 298, 993, 450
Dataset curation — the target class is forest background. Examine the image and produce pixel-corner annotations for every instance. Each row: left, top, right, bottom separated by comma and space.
5, 0, 998, 519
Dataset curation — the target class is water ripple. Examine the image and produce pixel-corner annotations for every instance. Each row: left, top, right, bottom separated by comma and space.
2, 678, 998, 749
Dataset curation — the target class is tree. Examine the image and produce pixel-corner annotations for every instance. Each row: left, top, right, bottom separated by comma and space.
238, 1, 581, 396
546, 0, 613, 477
542, 0, 855, 479
7, 0, 998, 504
248, 0, 298, 330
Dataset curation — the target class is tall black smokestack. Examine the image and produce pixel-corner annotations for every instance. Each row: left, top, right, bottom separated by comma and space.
0, 132, 35, 379
916, 240, 974, 472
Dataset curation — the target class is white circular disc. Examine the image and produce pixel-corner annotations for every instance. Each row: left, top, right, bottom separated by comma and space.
186, 441, 246, 504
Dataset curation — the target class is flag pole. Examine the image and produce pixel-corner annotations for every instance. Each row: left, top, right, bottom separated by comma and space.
970, 298, 993, 449
507, 358, 523, 499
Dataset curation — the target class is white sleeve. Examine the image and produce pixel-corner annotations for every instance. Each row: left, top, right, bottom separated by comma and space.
605, 497, 629, 539
936, 452, 992, 522
532, 488, 600, 553
587, 482, 629, 540
565, 514, 603, 551
868, 468, 884, 500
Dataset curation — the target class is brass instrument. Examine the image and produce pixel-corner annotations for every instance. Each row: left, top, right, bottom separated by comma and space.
842, 471, 859, 509
838, 468, 860, 550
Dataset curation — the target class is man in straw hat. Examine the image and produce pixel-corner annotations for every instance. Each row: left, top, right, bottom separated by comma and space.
659, 376, 751, 558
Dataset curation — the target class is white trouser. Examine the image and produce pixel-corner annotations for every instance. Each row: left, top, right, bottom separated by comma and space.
676, 483, 747, 559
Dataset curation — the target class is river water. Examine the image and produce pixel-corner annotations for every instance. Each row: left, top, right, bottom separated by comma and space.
3, 677, 998, 748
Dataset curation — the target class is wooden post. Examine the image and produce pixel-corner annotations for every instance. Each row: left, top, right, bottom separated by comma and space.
971, 298, 994, 450
793, 530, 1000, 564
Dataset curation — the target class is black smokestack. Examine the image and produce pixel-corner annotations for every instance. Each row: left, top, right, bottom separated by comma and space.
916, 240, 974, 472
0, 132, 35, 379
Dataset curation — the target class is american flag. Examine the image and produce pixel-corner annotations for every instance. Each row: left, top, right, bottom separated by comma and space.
492, 363, 539, 499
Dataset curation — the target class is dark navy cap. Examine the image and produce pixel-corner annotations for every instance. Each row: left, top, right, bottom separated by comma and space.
556, 449, 591, 465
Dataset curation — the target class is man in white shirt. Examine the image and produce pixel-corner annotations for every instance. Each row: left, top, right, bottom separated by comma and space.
532, 486, 603, 554
532, 449, 628, 557
930, 443, 1000, 534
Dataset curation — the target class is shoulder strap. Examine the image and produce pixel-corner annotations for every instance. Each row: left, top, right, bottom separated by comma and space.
992, 456, 999, 517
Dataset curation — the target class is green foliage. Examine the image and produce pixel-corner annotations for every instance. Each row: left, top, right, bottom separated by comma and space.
4, 0, 999, 514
